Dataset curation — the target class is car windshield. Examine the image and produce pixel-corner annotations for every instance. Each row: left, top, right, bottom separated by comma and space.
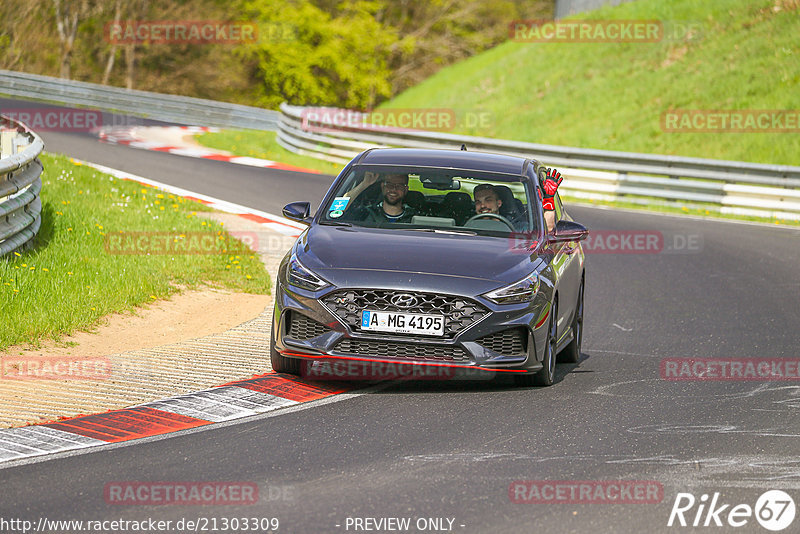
320, 166, 537, 236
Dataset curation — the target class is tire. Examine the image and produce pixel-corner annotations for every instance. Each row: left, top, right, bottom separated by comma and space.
559, 277, 584, 364
515, 300, 557, 387
270, 332, 302, 375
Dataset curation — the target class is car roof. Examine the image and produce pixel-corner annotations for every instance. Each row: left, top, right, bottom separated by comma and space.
355, 148, 530, 176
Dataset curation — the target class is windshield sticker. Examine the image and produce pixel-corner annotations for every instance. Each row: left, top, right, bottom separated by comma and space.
329, 210, 344, 218
330, 197, 350, 211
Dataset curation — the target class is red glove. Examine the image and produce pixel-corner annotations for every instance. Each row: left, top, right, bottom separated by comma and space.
540, 167, 562, 211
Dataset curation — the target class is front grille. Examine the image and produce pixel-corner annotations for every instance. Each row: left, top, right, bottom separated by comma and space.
335, 339, 470, 362
476, 328, 527, 356
321, 289, 489, 338
287, 312, 331, 340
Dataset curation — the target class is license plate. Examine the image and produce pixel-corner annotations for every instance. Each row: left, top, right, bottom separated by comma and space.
361, 310, 444, 336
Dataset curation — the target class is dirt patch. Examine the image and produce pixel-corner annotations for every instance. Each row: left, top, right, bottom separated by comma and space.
2, 288, 269, 359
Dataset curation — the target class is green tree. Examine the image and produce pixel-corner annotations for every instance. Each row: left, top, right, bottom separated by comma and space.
236, 0, 397, 109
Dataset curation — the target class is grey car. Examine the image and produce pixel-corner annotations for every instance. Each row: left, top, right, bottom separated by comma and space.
271, 148, 587, 386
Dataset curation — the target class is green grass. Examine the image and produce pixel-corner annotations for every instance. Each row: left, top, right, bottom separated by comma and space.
195, 129, 342, 175
0, 153, 270, 351
382, 0, 800, 166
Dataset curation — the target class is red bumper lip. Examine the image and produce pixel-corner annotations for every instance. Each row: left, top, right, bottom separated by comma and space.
279, 349, 528, 373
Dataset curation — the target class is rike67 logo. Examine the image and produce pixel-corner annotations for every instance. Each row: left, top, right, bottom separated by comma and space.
668, 490, 795, 531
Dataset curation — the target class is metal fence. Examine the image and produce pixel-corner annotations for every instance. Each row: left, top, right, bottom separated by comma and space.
277, 104, 800, 220
0, 69, 279, 130
0, 115, 44, 256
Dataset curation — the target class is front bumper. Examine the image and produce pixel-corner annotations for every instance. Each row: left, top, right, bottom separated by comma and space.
272, 280, 552, 375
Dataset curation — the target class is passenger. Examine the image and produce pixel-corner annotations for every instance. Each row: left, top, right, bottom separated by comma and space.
347, 172, 417, 223
540, 167, 563, 233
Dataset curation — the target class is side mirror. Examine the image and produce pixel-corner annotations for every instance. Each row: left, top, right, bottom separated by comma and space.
547, 220, 588, 244
282, 201, 312, 225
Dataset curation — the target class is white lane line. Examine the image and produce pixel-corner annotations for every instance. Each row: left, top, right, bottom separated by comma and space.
0, 383, 386, 471
0, 426, 107, 461
139, 386, 298, 423
71, 158, 306, 237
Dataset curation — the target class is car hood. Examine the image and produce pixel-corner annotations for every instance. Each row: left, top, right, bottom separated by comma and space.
296, 224, 542, 293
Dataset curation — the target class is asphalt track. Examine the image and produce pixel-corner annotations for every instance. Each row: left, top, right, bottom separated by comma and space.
2, 98, 800, 533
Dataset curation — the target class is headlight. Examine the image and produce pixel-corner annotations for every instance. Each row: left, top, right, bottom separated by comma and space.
287, 251, 329, 291
482, 272, 540, 305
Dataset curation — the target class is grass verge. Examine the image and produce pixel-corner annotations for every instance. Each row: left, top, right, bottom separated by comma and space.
0, 153, 270, 352
195, 129, 342, 175
383, 0, 800, 166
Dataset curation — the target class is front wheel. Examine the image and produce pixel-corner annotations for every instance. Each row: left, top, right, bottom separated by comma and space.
515, 301, 557, 387
559, 278, 584, 364
270, 332, 301, 375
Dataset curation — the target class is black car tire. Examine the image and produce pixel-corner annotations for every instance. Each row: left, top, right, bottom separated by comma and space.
515, 300, 557, 387
559, 277, 584, 364
270, 333, 301, 375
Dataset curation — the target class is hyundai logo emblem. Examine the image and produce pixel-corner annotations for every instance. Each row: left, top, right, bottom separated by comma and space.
390, 293, 418, 308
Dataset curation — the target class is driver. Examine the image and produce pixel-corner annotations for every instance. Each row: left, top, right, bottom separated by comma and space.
473, 183, 503, 215
346, 172, 417, 223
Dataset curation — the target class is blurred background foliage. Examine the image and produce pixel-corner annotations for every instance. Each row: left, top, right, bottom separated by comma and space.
0, 0, 553, 109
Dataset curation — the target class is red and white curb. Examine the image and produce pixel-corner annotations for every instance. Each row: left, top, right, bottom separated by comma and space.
95, 125, 321, 174
72, 158, 305, 238
0, 373, 354, 464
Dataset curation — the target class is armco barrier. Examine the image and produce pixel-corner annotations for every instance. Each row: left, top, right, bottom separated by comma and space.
0, 115, 44, 256
0, 69, 279, 130
277, 103, 800, 221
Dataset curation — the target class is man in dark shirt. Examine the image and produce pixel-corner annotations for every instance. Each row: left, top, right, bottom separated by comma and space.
346, 172, 417, 223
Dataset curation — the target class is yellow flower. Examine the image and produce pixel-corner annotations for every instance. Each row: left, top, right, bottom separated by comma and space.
246, 275, 252, 279
154, 200, 160, 205
67, 272, 73, 275
141, 189, 147, 194
233, 260, 239, 265
3, 282, 9, 286
159, 206, 165, 211
67, 228, 73, 232
12, 289, 18, 293
30, 266, 35, 270
150, 295, 157, 299
157, 194, 164, 199
13, 252, 20, 257
91, 307, 96, 311
226, 265, 231, 269
21, 263, 26, 267
42, 268, 49, 272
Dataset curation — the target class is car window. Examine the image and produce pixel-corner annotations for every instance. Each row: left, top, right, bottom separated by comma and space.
320, 167, 536, 236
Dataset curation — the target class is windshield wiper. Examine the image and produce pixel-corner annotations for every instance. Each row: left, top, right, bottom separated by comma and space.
408, 228, 478, 236
319, 220, 352, 227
